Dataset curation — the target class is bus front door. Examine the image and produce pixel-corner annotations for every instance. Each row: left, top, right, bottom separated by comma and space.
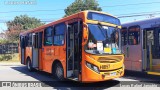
66, 21, 82, 80
144, 28, 160, 74
143, 29, 154, 71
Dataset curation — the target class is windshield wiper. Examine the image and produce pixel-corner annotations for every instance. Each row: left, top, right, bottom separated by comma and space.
97, 22, 107, 39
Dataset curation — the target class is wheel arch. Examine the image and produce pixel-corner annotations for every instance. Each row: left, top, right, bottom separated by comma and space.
52, 59, 63, 73
26, 56, 31, 64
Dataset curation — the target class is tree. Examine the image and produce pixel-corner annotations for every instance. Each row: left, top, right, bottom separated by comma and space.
0, 39, 10, 44
64, 0, 102, 17
6, 15, 44, 42
5, 28, 21, 43
7, 15, 44, 30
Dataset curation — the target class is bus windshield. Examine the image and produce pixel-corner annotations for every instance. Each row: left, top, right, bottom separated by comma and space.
88, 12, 120, 25
85, 24, 121, 55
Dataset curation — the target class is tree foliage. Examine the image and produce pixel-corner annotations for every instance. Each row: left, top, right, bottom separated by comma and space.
5, 29, 21, 43
6, 15, 44, 42
0, 39, 10, 44
64, 0, 102, 17
7, 15, 44, 30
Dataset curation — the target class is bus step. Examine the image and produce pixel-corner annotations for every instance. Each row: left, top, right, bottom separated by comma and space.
68, 78, 78, 81
147, 71, 160, 76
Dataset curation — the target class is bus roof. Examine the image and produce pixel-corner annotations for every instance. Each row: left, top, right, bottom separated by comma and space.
20, 10, 117, 36
122, 17, 160, 29
20, 11, 85, 36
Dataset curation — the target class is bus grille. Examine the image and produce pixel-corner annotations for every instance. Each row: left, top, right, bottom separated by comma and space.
98, 56, 122, 63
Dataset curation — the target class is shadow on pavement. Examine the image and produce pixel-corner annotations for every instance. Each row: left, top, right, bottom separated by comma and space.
124, 70, 160, 84
11, 66, 120, 90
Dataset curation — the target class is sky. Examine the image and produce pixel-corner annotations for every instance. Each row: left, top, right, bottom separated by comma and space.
0, 0, 160, 32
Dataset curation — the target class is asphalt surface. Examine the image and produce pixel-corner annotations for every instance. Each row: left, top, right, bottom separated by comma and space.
0, 62, 160, 90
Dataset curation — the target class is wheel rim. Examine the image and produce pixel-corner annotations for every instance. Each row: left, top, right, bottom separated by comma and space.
27, 61, 30, 70
56, 65, 63, 79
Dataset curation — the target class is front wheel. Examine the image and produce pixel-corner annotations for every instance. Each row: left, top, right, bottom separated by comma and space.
53, 63, 64, 81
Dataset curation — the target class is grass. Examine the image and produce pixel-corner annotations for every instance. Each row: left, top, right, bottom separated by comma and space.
0, 53, 20, 63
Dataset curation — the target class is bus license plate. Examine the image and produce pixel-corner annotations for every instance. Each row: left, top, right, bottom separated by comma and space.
110, 72, 116, 76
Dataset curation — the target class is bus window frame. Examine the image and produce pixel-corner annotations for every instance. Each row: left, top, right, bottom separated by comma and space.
53, 23, 66, 46
38, 32, 43, 49
25, 35, 28, 47
44, 26, 54, 46
28, 33, 32, 47
121, 27, 128, 46
128, 25, 140, 45
20, 35, 25, 48
87, 12, 121, 26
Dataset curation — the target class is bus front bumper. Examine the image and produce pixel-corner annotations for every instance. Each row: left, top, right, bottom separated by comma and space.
82, 65, 124, 82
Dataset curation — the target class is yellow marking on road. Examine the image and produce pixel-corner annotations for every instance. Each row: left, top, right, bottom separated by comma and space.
147, 71, 160, 76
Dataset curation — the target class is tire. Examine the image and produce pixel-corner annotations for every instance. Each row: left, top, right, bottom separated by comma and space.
27, 59, 33, 72
53, 62, 64, 81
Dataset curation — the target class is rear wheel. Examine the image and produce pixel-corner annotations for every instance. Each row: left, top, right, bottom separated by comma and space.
27, 59, 33, 71
53, 62, 64, 81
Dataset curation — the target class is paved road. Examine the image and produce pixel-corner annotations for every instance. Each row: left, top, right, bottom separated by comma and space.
0, 62, 160, 90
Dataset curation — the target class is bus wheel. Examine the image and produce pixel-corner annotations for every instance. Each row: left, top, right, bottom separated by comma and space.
27, 59, 33, 72
53, 63, 64, 81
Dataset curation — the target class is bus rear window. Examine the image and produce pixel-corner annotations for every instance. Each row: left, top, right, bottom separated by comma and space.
128, 26, 140, 45
87, 12, 120, 25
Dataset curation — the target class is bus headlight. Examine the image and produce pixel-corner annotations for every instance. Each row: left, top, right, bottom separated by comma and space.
122, 64, 125, 69
86, 61, 99, 74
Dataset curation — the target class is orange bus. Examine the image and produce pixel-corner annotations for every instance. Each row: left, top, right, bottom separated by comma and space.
19, 10, 124, 82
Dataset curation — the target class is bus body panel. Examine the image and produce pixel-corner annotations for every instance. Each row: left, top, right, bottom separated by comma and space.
25, 47, 32, 63
81, 52, 124, 82
125, 42, 142, 71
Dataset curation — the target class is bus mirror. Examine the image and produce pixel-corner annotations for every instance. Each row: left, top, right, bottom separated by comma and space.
82, 23, 88, 46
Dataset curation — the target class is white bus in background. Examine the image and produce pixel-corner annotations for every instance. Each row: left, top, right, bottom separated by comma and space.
121, 17, 160, 75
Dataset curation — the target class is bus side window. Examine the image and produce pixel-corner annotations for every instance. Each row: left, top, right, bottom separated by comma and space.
121, 27, 127, 46
128, 26, 140, 45
28, 33, 32, 47
44, 27, 53, 46
25, 35, 28, 47
38, 32, 43, 48
53, 23, 65, 46
20, 36, 25, 48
